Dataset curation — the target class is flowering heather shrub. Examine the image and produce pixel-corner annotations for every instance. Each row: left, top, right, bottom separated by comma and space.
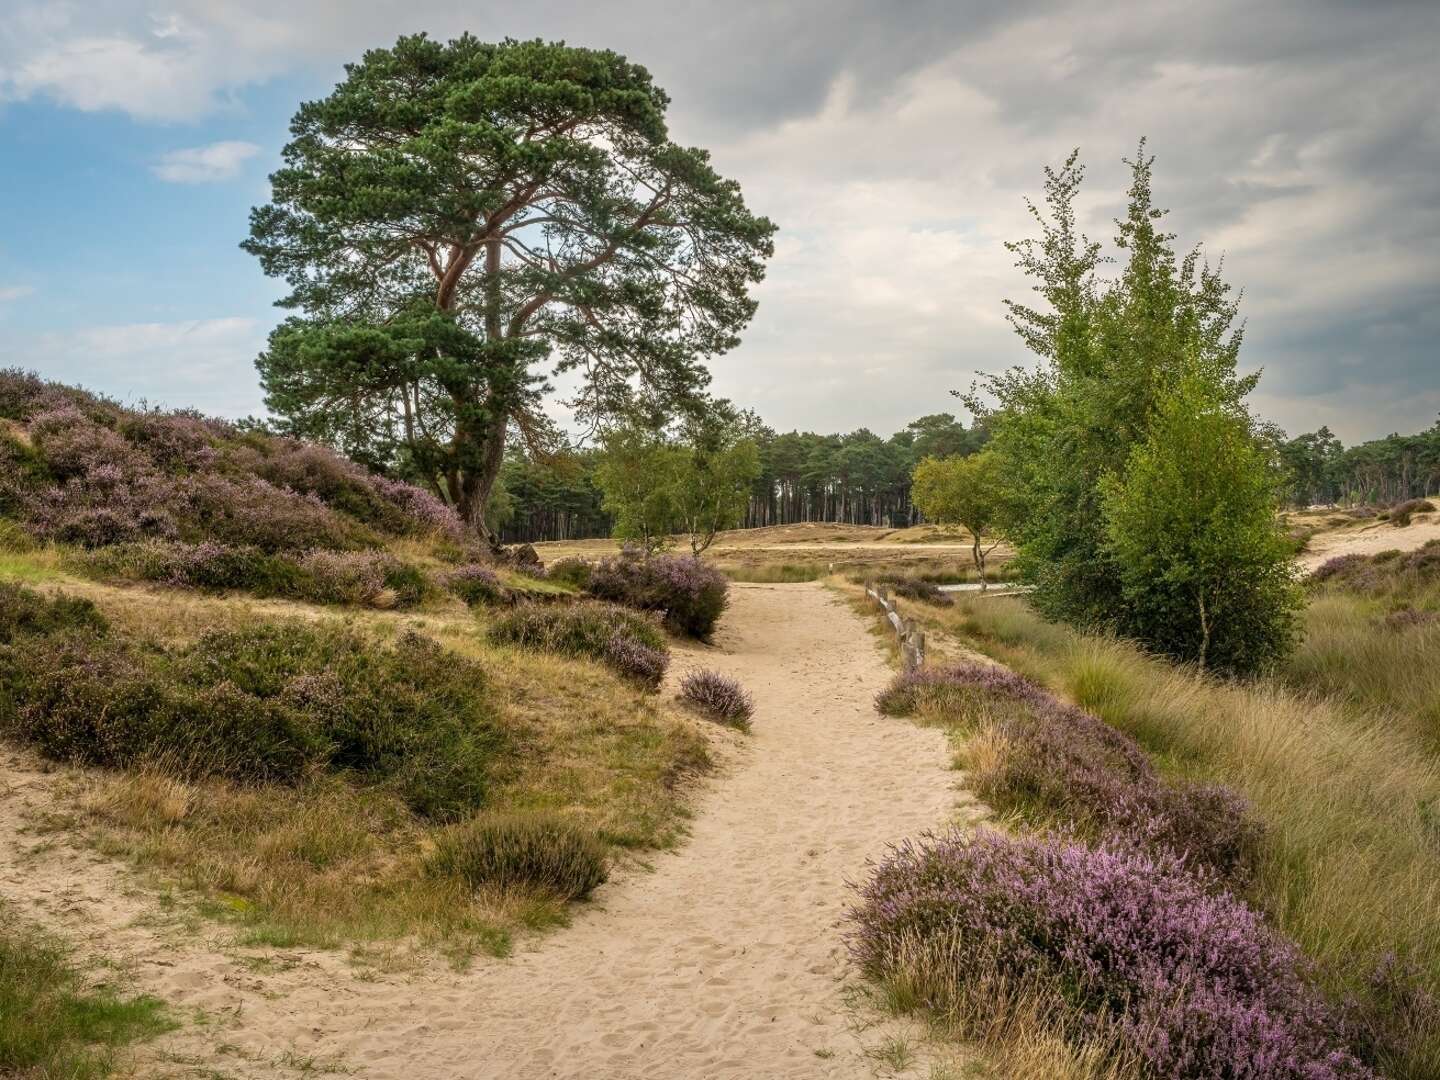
427, 810, 608, 901
851, 830, 1373, 1079
1383, 607, 1438, 632
598, 636, 669, 688
75, 541, 431, 609
0, 369, 463, 554
877, 663, 1261, 881
487, 602, 670, 688
442, 564, 508, 606
0, 600, 502, 819
583, 551, 729, 638
678, 670, 754, 730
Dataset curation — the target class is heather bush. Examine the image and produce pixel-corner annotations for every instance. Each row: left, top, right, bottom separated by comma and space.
877, 663, 1261, 880
583, 551, 728, 638
442, 564, 508, 606
0, 370, 464, 555
0, 597, 501, 818
1390, 499, 1436, 527
678, 670, 754, 730
74, 541, 431, 609
877, 575, 953, 606
427, 811, 608, 901
0, 582, 108, 643
545, 556, 593, 590
487, 602, 669, 688
851, 830, 1373, 1079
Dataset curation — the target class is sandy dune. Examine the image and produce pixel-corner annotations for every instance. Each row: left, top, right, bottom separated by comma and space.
1298, 517, 1440, 571
1, 583, 974, 1079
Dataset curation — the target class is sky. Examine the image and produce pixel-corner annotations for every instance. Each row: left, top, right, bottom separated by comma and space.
1, 1, 1437, 445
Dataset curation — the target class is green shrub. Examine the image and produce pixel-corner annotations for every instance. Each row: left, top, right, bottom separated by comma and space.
427, 811, 608, 900
0, 590, 502, 819
545, 556, 593, 589
0, 518, 34, 553
487, 602, 669, 687
0, 582, 108, 643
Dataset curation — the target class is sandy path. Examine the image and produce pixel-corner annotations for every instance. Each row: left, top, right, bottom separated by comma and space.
1298, 518, 1440, 571
1, 583, 969, 1079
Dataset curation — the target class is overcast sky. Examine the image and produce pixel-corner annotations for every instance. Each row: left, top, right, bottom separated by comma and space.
2, 1, 1437, 443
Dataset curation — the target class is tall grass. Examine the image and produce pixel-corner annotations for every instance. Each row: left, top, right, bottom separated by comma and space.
912, 592, 1440, 1077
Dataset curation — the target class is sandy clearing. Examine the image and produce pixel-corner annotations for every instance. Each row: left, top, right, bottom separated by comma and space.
1, 582, 976, 1079
1298, 517, 1440, 571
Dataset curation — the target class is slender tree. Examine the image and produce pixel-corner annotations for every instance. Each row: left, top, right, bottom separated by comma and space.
244, 34, 775, 544
911, 451, 1006, 587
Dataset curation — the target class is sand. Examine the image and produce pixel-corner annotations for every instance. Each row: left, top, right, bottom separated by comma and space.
1298, 517, 1440, 571
0, 582, 976, 1079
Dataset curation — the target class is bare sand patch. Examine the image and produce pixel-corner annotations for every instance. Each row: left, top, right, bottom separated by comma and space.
1298, 516, 1440, 571
1, 583, 975, 1079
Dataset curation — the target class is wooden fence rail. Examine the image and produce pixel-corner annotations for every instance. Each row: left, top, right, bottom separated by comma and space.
864, 582, 926, 672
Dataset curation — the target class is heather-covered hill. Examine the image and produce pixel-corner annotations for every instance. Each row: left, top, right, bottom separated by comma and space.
0, 368, 462, 556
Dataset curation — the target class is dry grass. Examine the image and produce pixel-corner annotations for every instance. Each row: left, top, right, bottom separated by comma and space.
896, 591, 1440, 1076
5, 560, 711, 961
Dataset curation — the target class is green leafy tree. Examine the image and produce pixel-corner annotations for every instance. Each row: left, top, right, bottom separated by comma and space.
1101, 376, 1301, 673
968, 143, 1256, 630
593, 424, 683, 554
244, 34, 775, 544
911, 451, 1006, 587
671, 406, 761, 554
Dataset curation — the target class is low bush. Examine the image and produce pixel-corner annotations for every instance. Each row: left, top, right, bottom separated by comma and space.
74, 541, 433, 610
487, 602, 669, 687
427, 811, 608, 901
0, 589, 502, 818
678, 670, 754, 730
851, 830, 1373, 1079
0, 581, 108, 643
1, 904, 172, 1077
877, 575, 953, 606
442, 563, 508, 606
1391, 499, 1436, 527
545, 557, 593, 590
583, 551, 729, 638
878, 663, 1261, 881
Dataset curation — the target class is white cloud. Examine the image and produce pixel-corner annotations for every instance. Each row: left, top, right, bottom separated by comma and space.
0, 285, 35, 302
25, 317, 266, 417
152, 140, 260, 183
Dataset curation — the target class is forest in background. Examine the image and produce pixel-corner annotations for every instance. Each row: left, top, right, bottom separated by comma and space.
496, 408, 1440, 544
1280, 420, 1440, 507
494, 412, 987, 543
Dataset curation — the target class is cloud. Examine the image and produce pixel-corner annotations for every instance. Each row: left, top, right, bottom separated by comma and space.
21, 317, 267, 417
0, 285, 35, 302
152, 140, 260, 183
1, 1, 1436, 442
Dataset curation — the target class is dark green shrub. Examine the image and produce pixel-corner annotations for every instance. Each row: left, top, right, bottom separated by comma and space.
0, 582, 108, 643
442, 564, 508, 606
427, 811, 608, 900
545, 557, 593, 590
486, 602, 669, 687
0, 592, 501, 819
1391, 499, 1436, 527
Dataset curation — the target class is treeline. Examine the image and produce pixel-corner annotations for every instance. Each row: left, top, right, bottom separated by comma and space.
1280, 421, 1440, 507
493, 413, 986, 543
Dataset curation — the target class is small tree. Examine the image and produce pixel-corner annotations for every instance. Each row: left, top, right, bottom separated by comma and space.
670, 407, 761, 554
593, 425, 683, 555
1100, 377, 1300, 674
911, 451, 1006, 588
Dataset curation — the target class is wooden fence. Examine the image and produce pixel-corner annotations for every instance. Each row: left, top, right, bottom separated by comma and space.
864, 582, 926, 672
